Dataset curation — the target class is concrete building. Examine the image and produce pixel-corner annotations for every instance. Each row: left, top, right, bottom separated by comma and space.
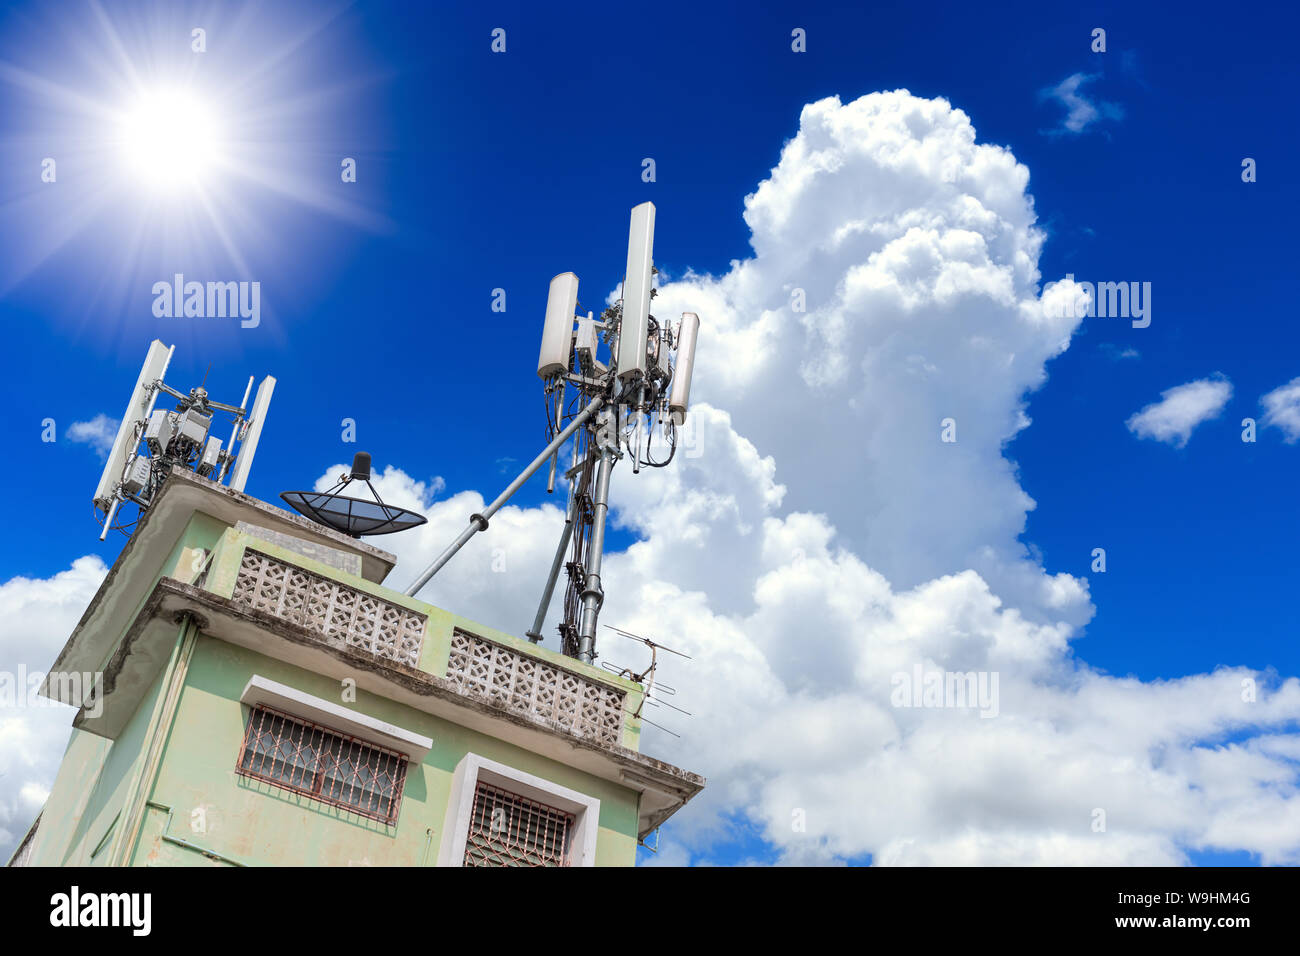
11, 467, 703, 866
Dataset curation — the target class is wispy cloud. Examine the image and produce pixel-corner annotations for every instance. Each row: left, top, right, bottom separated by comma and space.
1127, 376, 1232, 447
66, 414, 118, 458
1040, 72, 1124, 135
1260, 376, 1300, 443
1100, 343, 1140, 361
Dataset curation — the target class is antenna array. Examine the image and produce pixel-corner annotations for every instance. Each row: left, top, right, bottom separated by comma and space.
402, 202, 700, 664
92, 340, 276, 539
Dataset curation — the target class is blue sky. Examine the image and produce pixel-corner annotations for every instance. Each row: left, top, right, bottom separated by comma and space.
2, 0, 1299, 866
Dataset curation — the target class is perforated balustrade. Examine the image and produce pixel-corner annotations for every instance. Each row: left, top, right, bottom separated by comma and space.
232, 549, 426, 667
463, 781, 574, 866
229, 551, 627, 747
444, 629, 627, 747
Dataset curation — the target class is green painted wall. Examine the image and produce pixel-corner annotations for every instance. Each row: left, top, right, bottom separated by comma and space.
33, 511, 652, 868
29, 669, 165, 866
128, 635, 640, 866
75, 510, 227, 680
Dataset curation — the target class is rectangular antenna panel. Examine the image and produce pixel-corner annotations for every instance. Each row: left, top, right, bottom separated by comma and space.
669, 312, 699, 424
228, 375, 275, 493
93, 339, 172, 510
538, 272, 579, 378
616, 202, 655, 381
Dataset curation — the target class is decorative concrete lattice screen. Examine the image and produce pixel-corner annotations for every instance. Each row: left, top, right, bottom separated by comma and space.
446, 630, 625, 747
233, 550, 426, 668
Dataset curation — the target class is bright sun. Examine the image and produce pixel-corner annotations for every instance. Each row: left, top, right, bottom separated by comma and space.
116, 89, 224, 192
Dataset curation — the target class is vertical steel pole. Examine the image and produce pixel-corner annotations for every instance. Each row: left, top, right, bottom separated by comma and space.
525, 491, 576, 643
576, 445, 616, 663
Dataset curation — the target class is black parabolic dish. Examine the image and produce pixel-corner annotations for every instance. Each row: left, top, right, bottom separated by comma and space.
280, 491, 428, 537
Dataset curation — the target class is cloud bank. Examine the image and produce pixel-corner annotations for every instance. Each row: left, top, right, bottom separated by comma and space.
0, 557, 106, 857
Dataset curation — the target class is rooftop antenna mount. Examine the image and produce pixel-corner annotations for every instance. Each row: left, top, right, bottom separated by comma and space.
401, 202, 701, 665
91, 340, 276, 540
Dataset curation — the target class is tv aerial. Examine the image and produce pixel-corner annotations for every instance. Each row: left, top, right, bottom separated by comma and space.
92, 340, 276, 540
401, 201, 700, 665
281, 452, 428, 538
600, 624, 692, 737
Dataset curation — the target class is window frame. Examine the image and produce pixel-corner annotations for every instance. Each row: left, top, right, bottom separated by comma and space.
236, 704, 409, 825
462, 779, 577, 866
437, 752, 601, 867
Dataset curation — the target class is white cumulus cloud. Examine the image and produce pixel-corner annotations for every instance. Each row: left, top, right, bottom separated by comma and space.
66, 414, 119, 458
1260, 376, 1300, 442
1126, 377, 1232, 447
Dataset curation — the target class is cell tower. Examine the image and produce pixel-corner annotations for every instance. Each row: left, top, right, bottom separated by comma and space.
91, 340, 276, 539
403, 201, 699, 664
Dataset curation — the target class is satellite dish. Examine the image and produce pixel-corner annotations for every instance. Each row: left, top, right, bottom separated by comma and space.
280, 453, 428, 538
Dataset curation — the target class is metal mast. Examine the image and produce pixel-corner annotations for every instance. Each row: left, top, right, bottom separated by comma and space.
403, 202, 700, 664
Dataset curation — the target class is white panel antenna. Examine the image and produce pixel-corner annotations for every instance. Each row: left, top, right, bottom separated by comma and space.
228, 376, 276, 493
669, 312, 699, 424
227, 376, 254, 479
92, 342, 278, 539
93, 340, 172, 511
537, 272, 579, 378
615, 202, 655, 381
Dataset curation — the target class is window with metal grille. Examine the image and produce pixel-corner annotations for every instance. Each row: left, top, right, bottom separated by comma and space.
463, 781, 575, 866
236, 706, 408, 824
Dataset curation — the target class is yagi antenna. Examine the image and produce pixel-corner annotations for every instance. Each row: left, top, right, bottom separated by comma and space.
598, 623, 692, 737
601, 662, 678, 697
601, 662, 691, 713
91, 339, 276, 540
636, 714, 682, 738
602, 623, 692, 659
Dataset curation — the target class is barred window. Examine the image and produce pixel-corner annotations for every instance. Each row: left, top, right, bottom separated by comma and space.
463, 781, 575, 867
237, 706, 408, 824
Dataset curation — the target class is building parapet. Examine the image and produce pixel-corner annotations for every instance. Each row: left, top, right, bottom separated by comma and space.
445, 629, 626, 748
231, 548, 426, 668
206, 526, 640, 751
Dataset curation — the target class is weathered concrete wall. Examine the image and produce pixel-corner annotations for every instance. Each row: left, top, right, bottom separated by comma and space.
233, 520, 362, 576
29, 670, 164, 865
131, 635, 640, 866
